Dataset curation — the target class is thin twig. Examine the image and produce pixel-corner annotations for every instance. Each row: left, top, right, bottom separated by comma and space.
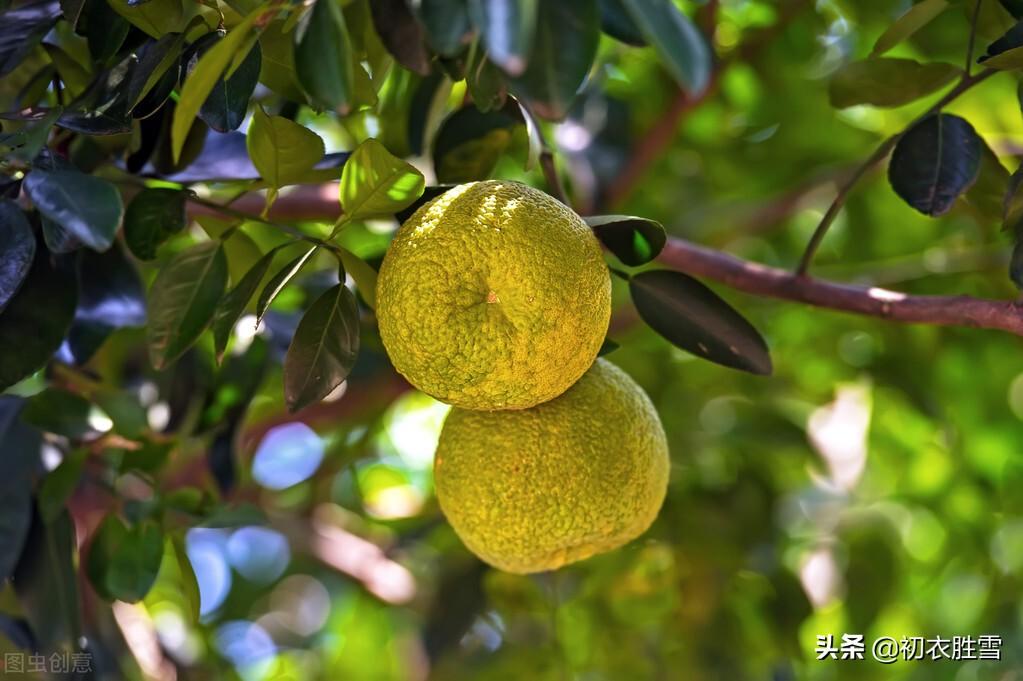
186, 193, 341, 255
966, 0, 983, 76
795, 68, 997, 275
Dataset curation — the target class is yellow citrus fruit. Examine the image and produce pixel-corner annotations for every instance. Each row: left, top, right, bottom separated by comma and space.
375, 180, 611, 411
434, 359, 670, 573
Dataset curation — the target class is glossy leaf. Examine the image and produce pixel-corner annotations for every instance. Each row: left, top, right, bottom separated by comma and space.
284, 283, 360, 412
294, 0, 355, 112
599, 0, 645, 45
127, 33, 184, 117
0, 240, 78, 390
871, 0, 949, 56
124, 187, 188, 260
171, 6, 264, 162
0, 201, 35, 314
370, 0, 432, 75
888, 113, 983, 216
620, 0, 710, 94
247, 107, 325, 204
187, 34, 263, 133
469, 0, 537, 76
630, 269, 772, 375
256, 246, 317, 322
86, 515, 165, 603
0, 106, 61, 163
585, 214, 666, 266
147, 241, 229, 369
339, 138, 426, 219
86, 0, 130, 63
23, 169, 124, 251
828, 58, 960, 109
433, 103, 522, 183
58, 53, 135, 135
0, 0, 59, 77
212, 247, 279, 361
415, 0, 472, 56
338, 247, 379, 309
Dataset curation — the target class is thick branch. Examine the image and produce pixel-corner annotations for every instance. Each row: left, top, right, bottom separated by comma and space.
660, 236, 1023, 336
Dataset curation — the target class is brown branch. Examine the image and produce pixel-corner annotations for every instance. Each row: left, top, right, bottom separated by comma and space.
660, 236, 1023, 336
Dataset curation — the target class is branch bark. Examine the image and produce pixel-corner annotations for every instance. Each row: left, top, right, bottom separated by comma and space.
659, 236, 1023, 336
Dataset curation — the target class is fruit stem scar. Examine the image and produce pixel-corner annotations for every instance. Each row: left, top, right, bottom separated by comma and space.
486, 290, 500, 304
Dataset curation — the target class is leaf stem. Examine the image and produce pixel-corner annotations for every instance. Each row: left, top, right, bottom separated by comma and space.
795, 68, 997, 275
965, 0, 983, 76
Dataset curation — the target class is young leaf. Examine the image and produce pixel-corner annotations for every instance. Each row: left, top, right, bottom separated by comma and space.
339, 138, 426, 220
284, 283, 360, 412
147, 241, 228, 369
247, 107, 325, 205
585, 215, 666, 266
23, 169, 124, 252
86, 515, 165, 603
256, 246, 317, 322
171, 6, 264, 162
212, 247, 279, 361
338, 247, 379, 309
888, 113, 983, 216
468, 0, 537, 76
0, 201, 36, 314
433, 103, 522, 183
294, 0, 355, 112
871, 0, 949, 56
507, 0, 599, 120
828, 59, 960, 109
0, 241, 78, 391
620, 0, 710, 94
124, 187, 188, 260
629, 269, 772, 375
370, 0, 432, 76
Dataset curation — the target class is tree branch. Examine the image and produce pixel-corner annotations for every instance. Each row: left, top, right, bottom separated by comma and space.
660, 236, 1023, 336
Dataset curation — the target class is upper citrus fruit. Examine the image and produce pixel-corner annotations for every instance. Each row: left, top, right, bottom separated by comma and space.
375, 180, 611, 411
434, 359, 670, 574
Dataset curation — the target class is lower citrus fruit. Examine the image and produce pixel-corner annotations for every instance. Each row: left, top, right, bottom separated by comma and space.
434, 359, 670, 573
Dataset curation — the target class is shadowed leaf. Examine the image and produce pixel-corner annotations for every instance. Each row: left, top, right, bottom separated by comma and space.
124, 187, 188, 260
0, 201, 35, 314
586, 214, 666, 266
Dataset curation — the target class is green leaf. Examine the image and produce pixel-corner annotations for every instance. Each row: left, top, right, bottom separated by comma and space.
339, 138, 426, 220
201, 502, 268, 528
466, 46, 508, 112
0, 201, 35, 314
1010, 238, 1023, 288
0, 399, 36, 580
171, 6, 264, 162
212, 246, 279, 361
86, 0, 130, 63
370, 0, 432, 76
124, 188, 188, 260
598, 337, 620, 356
187, 33, 263, 133
630, 269, 772, 375
0, 241, 78, 391
126, 33, 184, 117
871, 0, 949, 56
146, 241, 229, 369
169, 536, 201, 622
23, 169, 124, 251
960, 138, 1009, 225
828, 58, 960, 109
44, 44, 92, 97
514, 97, 542, 171
414, 0, 472, 56
294, 0, 355, 112
284, 283, 360, 412
256, 246, 317, 322
38, 450, 87, 524
0, 484, 31, 581
599, 0, 645, 45
247, 106, 325, 205
979, 19, 1023, 68
1005, 164, 1023, 232
888, 113, 983, 216
585, 214, 666, 266
620, 0, 710, 94
21, 388, 94, 440
338, 247, 379, 309
0, 107, 62, 163
0, 0, 59, 77
12, 509, 82, 652
86, 515, 164, 603
108, 0, 186, 38
469, 0, 537, 76
433, 103, 522, 183
507, 0, 599, 121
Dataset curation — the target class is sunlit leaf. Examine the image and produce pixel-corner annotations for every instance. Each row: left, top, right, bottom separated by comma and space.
338, 247, 379, 309
246, 106, 325, 205
871, 0, 949, 56
339, 138, 426, 220
829, 58, 960, 109
256, 246, 317, 322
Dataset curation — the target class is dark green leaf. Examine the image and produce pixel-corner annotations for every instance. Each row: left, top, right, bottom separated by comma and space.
980, 18, 1023, 68
469, 0, 537, 76
57, 56, 134, 134
585, 214, 666, 266
256, 246, 317, 322
0, 201, 35, 314
40, 215, 83, 254
284, 283, 360, 412
23, 169, 124, 252
213, 247, 279, 361
339, 138, 426, 219
295, 0, 356, 112
415, 0, 472, 56
21, 388, 93, 440
466, 47, 507, 112
370, 0, 433, 76
630, 269, 772, 375
598, 337, 620, 356
127, 33, 184, 118
0, 106, 61, 163
620, 0, 711, 94
146, 241, 228, 369
433, 103, 522, 183
871, 0, 948, 56
508, 0, 599, 121
1004, 163, 1023, 231
38, 450, 87, 524
0, 472, 32, 582
0, 240, 78, 390
888, 113, 983, 216
1001, 0, 1023, 18
86, 515, 164, 602
86, 0, 130, 63
828, 58, 960, 109
0, 0, 59, 77
599, 0, 646, 45
1010, 239, 1023, 288
124, 188, 188, 260
13, 508, 82, 652
189, 35, 262, 133
201, 502, 268, 528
